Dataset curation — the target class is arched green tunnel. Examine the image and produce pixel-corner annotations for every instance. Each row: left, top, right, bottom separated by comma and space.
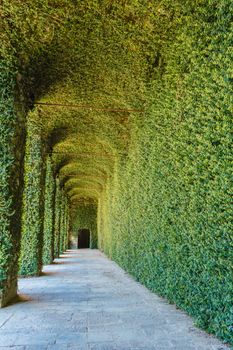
0, 0, 232, 344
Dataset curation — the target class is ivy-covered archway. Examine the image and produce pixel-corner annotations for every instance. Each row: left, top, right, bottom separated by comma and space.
0, 0, 232, 344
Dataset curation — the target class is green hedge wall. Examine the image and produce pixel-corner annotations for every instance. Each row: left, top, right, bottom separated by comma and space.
59, 191, 69, 254
42, 156, 55, 265
59, 194, 64, 255
98, 1, 233, 344
19, 115, 45, 276
62, 200, 69, 252
0, 61, 25, 305
72, 204, 98, 249
0, 64, 16, 300
53, 178, 61, 258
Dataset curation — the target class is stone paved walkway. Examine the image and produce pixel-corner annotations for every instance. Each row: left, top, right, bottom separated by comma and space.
0, 249, 229, 350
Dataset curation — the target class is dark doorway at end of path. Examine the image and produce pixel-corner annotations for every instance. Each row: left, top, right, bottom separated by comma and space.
78, 229, 90, 248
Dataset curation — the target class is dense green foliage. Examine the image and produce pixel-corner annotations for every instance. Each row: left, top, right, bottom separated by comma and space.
71, 204, 98, 249
98, 2, 233, 343
59, 194, 65, 254
0, 62, 25, 304
59, 191, 69, 254
0, 65, 15, 289
0, 0, 232, 343
19, 115, 45, 276
42, 157, 55, 265
62, 205, 69, 252
53, 178, 61, 258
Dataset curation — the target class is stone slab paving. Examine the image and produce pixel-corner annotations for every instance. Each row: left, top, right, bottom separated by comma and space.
0, 249, 230, 350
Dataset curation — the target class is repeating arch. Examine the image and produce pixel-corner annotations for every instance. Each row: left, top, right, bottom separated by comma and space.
0, 1, 232, 345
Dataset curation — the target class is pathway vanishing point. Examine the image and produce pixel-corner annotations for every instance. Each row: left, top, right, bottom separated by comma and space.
0, 250, 229, 350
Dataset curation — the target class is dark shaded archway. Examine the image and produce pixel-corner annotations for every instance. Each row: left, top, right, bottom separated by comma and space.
78, 229, 90, 249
